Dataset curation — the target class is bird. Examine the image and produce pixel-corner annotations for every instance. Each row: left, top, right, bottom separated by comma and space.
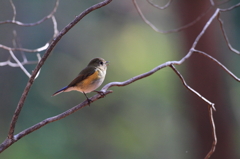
52, 57, 108, 105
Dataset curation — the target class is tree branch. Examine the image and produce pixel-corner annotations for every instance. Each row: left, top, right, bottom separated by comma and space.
169, 64, 216, 110
8, 49, 31, 77
193, 49, 240, 82
0, 0, 60, 78
1, 0, 240, 157
217, 13, 240, 54
6, 0, 113, 143
204, 106, 217, 159
132, 0, 212, 33
0, 0, 59, 26
9, 0, 16, 21
132, 2, 240, 158
0, 90, 112, 153
146, 0, 172, 10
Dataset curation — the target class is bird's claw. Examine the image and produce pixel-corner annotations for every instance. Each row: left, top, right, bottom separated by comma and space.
86, 98, 92, 106
94, 91, 105, 98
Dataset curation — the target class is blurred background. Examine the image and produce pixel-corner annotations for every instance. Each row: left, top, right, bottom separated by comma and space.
0, 0, 240, 158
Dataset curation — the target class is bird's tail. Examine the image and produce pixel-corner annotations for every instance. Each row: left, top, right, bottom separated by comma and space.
52, 86, 68, 96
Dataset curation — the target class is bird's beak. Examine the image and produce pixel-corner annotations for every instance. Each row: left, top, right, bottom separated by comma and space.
106, 61, 109, 66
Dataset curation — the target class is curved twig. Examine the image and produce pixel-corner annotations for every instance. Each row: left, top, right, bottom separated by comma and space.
0, 60, 38, 67
146, 0, 172, 10
220, 2, 240, 12
8, 50, 31, 77
193, 49, 240, 82
1, 0, 240, 157
217, 13, 240, 54
0, 0, 59, 26
10, 0, 16, 21
0, 90, 112, 153
0, 43, 50, 53
204, 106, 217, 159
133, 0, 212, 33
209, 0, 215, 6
169, 65, 216, 110
6, 0, 113, 144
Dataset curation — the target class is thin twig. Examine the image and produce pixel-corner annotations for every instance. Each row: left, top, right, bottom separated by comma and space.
204, 106, 217, 159
133, 0, 212, 33
6, 0, 113, 143
170, 8, 220, 67
169, 65, 216, 110
0, 0, 59, 26
10, 0, 16, 21
193, 49, 240, 82
12, 30, 28, 63
0, 90, 112, 153
0, 60, 39, 67
1, 0, 240, 156
209, 0, 215, 6
146, 0, 172, 10
216, 0, 230, 5
52, 16, 59, 38
217, 13, 240, 54
0, 43, 50, 53
220, 2, 240, 12
35, 54, 41, 79
9, 50, 31, 77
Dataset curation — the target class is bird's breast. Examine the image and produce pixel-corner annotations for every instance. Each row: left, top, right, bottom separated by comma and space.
76, 69, 105, 93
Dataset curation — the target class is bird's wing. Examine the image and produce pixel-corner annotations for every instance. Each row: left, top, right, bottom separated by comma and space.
68, 66, 96, 87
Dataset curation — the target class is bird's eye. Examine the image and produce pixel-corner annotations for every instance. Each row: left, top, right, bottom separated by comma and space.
100, 61, 103, 65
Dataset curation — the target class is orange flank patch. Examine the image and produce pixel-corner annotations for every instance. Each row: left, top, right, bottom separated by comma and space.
78, 70, 99, 89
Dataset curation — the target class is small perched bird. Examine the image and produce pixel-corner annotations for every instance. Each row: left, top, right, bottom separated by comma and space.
52, 57, 108, 105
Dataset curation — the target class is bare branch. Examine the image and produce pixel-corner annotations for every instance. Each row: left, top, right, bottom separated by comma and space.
101, 61, 170, 92
35, 54, 41, 79
204, 106, 217, 159
132, 0, 212, 33
9, 0, 16, 21
0, 15, 54, 53
220, 2, 240, 12
9, 50, 31, 77
1, 0, 240, 156
6, 0, 113, 143
216, 0, 230, 5
0, 0, 59, 26
12, 30, 27, 64
0, 60, 38, 67
146, 0, 172, 10
0, 43, 50, 53
209, 0, 215, 6
0, 90, 112, 153
193, 49, 240, 82
52, 16, 59, 38
170, 64, 218, 158
169, 65, 216, 110
217, 14, 240, 54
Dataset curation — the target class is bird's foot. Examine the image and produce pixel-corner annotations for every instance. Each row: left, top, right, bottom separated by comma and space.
86, 98, 92, 106
94, 91, 105, 98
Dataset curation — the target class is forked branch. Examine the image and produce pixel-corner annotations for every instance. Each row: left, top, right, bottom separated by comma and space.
0, 0, 59, 26
132, 0, 212, 33
0, 0, 60, 78
0, 0, 113, 153
133, 1, 240, 158
169, 65, 215, 110
1, 1, 240, 158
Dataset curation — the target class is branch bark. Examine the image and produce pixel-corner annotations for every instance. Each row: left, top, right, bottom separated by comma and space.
1, 0, 240, 157
0, 0, 113, 153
